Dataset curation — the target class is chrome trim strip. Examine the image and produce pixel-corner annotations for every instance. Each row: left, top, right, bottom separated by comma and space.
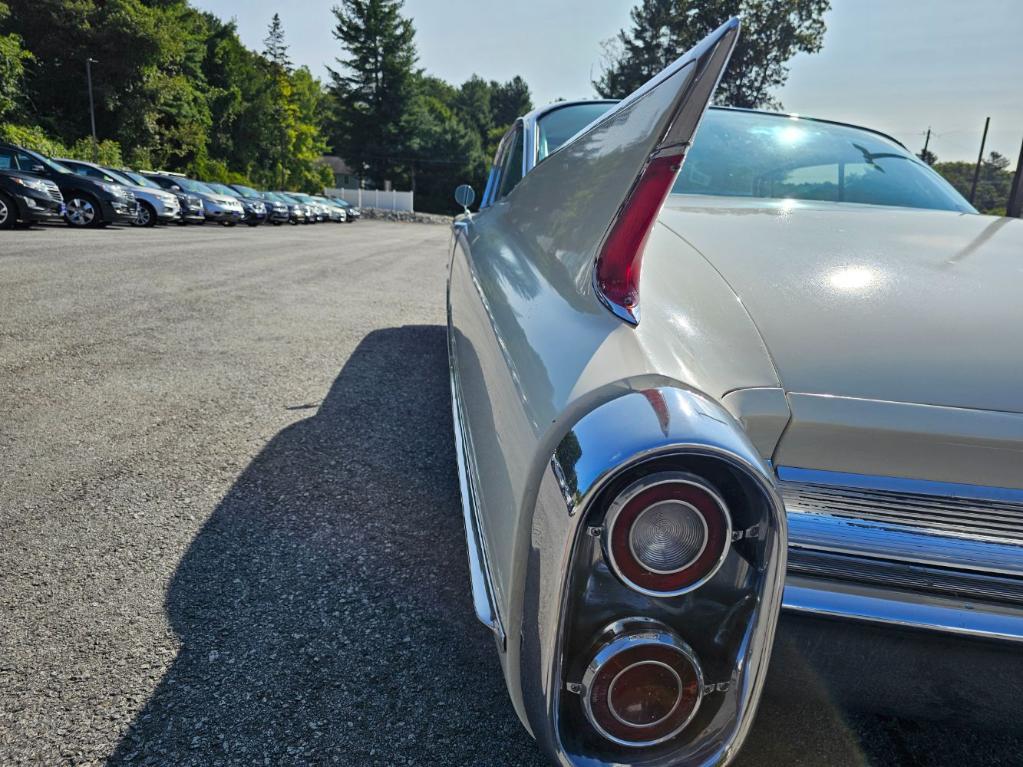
783, 575, 1023, 643
448, 364, 506, 648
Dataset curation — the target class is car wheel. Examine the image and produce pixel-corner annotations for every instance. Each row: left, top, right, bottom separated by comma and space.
0, 192, 14, 230
64, 194, 102, 228
135, 201, 156, 228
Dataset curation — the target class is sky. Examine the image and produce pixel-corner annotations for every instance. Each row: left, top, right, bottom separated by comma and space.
192, 0, 1023, 163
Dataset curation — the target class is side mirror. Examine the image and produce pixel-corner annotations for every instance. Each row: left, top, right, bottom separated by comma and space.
171, 184, 181, 192
454, 184, 476, 213
31, 164, 46, 174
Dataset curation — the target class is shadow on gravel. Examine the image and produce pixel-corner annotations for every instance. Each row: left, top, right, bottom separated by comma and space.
105, 326, 1023, 767
107, 325, 546, 767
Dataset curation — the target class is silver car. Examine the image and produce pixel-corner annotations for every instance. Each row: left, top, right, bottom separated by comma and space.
142, 173, 244, 225
446, 19, 1020, 767
57, 159, 180, 226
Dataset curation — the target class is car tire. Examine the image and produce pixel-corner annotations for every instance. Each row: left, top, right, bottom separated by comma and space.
0, 192, 15, 230
135, 201, 157, 228
64, 193, 103, 228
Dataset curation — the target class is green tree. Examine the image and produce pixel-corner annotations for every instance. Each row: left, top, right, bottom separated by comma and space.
263, 13, 296, 188
328, 0, 419, 187
404, 74, 486, 211
935, 152, 1014, 216
490, 76, 532, 127
0, 2, 32, 121
594, 0, 830, 109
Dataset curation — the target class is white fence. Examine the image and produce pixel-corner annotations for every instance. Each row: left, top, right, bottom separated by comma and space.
325, 187, 414, 212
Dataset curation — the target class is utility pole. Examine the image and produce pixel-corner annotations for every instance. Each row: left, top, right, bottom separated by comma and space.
1007, 135, 1023, 218
968, 116, 990, 205
922, 127, 931, 156
86, 58, 99, 163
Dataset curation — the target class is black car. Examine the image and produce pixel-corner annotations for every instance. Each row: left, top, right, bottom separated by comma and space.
0, 168, 64, 228
0, 143, 138, 227
230, 184, 289, 226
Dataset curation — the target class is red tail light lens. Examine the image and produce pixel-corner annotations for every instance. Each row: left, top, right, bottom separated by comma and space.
604, 472, 731, 596
594, 150, 684, 323
581, 622, 704, 747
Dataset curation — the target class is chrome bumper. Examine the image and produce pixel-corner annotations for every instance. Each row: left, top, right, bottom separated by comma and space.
779, 467, 1023, 642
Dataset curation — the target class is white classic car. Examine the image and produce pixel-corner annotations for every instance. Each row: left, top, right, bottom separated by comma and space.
446, 19, 1022, 767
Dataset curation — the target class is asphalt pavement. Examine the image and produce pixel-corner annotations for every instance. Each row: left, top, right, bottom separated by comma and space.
1, 222, 1021, 766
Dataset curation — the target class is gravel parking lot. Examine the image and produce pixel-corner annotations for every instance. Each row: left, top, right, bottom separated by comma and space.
2, 222, 1022, 766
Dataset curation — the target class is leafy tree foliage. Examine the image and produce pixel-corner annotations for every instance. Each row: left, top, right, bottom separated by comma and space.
325, 0, 532, 211
935, 152, 1015, 216
594, 0, 830, 109
1, 0, 534, 209
0, 2, 31, 120
0, 1, 333, 191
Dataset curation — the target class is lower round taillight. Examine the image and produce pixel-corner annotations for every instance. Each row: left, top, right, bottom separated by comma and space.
604, 472, 731, 596
581, 621, 704, 747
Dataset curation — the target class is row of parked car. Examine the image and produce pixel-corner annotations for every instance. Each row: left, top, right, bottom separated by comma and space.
0, 140, 360, 230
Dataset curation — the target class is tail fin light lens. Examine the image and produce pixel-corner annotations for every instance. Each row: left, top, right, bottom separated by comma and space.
581, 621, 704, 747
594, 150, 684, 324
604, 472, 731, 596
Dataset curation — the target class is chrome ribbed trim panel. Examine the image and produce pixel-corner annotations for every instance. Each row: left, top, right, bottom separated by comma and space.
779, 467, 1023, 544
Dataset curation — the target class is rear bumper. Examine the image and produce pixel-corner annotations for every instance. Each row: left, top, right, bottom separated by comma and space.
784, 572, 1023, 643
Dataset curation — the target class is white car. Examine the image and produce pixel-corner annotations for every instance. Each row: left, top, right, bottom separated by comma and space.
446, 19, 1021, 767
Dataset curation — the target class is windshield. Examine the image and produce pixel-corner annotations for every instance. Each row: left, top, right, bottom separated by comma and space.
232, 184, 260, 198
97, 167, 137, 187
205, 182, 239, 197
119, 170, 160, 188
536, 102, 616, 163
673, 109, 973, 213
22, 148, 73, 175
171, 177, 215, 195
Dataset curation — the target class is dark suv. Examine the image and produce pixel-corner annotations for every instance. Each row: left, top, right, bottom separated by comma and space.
0, 168, 64, 228
0, 143, 138, 227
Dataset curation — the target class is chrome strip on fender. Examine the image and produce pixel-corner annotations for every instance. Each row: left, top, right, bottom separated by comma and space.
449, 366, 506, 648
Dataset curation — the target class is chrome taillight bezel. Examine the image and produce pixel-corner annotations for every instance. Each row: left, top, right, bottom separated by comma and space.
580, 619, 706, 748
603, 472, 733, 597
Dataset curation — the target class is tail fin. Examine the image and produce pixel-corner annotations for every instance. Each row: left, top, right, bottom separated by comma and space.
505, 18, 740, 323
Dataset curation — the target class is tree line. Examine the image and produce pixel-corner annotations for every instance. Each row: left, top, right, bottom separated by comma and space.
2, 0, 1011, 215
0, 0, 532, 212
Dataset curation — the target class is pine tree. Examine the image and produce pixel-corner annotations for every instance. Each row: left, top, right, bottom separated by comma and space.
327, 0, 418, 187
264, 13, 295, 188
594, 0, 830, 110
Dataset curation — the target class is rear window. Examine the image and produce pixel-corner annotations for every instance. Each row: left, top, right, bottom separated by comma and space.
674, 109, 973, 213
536, 102, 616, 163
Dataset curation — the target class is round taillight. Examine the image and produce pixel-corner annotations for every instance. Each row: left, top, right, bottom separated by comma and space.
581, 622, 704, 747
604, 472, 731, 596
